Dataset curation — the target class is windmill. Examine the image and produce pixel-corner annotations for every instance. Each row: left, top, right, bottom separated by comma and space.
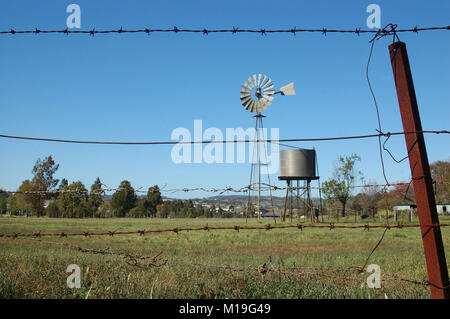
240, 74, 295, 220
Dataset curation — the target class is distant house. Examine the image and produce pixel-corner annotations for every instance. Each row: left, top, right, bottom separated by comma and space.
437, 204, 450, 215
261, 212, 284, 218
393, 204, 449, 215
393, 204, 415, 212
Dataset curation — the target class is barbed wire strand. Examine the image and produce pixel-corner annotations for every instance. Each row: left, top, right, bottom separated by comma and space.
2, 180, 449, 195
1, 223, 449, 239
0, 130, 448, 146
11, 237, 167, 268
1, 25, 449, 37
359, 227, 389, 272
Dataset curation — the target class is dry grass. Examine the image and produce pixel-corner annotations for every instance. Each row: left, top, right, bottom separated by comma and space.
0, 216, 449, 299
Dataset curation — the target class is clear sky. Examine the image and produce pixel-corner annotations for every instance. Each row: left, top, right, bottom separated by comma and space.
0, 0, 449, 199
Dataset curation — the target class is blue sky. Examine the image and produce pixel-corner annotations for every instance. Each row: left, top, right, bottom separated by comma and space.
0, 0, 449, 199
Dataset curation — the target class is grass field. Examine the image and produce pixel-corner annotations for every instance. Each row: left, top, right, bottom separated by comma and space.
1, 216, 449, 299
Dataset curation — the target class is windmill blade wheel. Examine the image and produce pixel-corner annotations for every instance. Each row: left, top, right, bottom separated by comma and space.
240, 74, 273, 114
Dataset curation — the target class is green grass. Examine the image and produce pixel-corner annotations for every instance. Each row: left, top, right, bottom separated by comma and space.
0, 216, 449, 299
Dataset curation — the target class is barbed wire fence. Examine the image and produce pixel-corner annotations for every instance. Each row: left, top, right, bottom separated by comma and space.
1, 22, 450, 296
4, 224, 449, 290
2, 222, 449, 239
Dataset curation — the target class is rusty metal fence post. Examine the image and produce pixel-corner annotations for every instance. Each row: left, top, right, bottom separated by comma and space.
389, 41, 449, 299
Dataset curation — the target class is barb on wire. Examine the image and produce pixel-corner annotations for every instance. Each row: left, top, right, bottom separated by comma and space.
1, 25, 449, 37
124, 251, 167, 269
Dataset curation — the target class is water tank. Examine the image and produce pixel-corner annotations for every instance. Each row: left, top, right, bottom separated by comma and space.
279, 149, 319, 180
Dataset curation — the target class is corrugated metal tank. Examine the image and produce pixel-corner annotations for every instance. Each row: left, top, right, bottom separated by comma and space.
279, 149, 318, 179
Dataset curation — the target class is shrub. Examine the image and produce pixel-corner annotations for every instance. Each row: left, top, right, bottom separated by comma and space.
127, 206, 146, 218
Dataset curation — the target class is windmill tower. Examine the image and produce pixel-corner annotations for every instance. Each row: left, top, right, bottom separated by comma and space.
239, 74, 296, 220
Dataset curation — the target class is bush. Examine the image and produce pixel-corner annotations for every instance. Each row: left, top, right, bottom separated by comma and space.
127, 206, 146, 218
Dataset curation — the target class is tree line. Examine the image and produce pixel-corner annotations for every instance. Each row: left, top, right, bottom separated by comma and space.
1, 155, 449, 219
321, 154, 450, 218
0, 156, 236, 218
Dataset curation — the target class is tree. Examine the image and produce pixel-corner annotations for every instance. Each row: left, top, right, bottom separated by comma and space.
323, 196, 341, 219
186, 207, 195, 218
430, 159, 450, 203
358, 183, 383, 218
32, 156, 60, 190
156, 203, 170, 218
142, 185, 163, 217
58, 178, 69, 191
13, 180, 41, 216
56, 181, 88, 217
111, 180, 137, 217
377, 191, 398, 218
322, 154, 362, 217
0, 191, 7, 214
386, 183, 415, 205
46, 201, 60, 218
7, 195, 20, 215
128, 206, 146, 218
195, 205, 205, 217
96, 201, 112, 218
350, 194, 363, 214
31, 156, 60, 213
57, 181, 88, 218
87, 177, 103, 216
